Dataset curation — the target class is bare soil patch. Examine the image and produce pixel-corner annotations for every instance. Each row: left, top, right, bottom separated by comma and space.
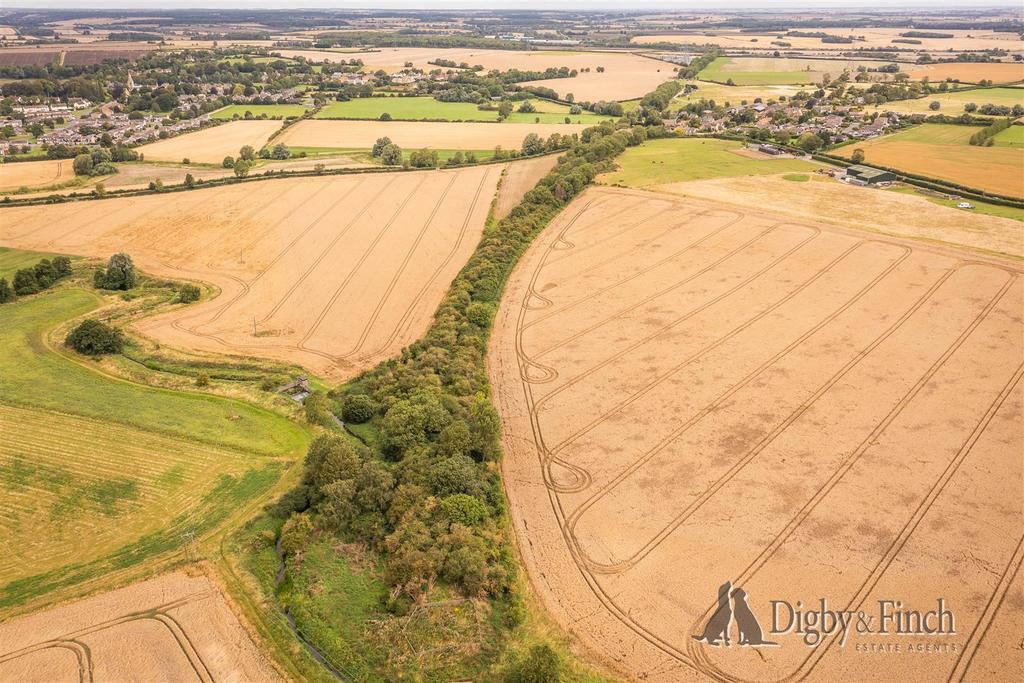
490, 185, 1022, 682
0, 166, 502, 378
0, 570, 281, 682
276, 119, 589, 151
136, 120, 282, 164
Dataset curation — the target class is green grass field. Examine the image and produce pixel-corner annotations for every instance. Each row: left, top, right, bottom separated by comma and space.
888, 185, 1024, 222
211, 104, 309, 120
698, 56, 812, 86
600, 137, 818, 187
315, 96, 609, 124
994, 124, 1024, 148
872, 86, 1024, 116
0, 247, 77, 281
0, 286, 307, 607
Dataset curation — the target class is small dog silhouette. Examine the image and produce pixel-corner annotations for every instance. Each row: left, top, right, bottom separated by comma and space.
731, 587, 778, 647
693, 581, 732, 646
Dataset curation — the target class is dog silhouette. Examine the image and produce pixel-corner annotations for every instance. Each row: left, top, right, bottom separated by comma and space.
693, 581, 732, 646
731, 587, 778, 647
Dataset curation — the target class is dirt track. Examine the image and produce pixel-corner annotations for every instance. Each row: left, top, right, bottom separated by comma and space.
1, 166, 502, 378
0, 571, 281, 682
489, 185, 1023, 682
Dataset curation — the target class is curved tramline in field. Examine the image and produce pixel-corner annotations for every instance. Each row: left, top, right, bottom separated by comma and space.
0, 571, 281, 681
490, 185, 1022, 682
1, 166, 502, 378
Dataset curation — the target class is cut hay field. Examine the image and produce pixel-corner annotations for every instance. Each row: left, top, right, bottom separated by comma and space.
994, 124, 1024, 147
276, 119, 588, 151
0, 166, 503, 378
633, 27, 1024, 52
135, 120, 282, 164
315, 96, 610, 124
0, 159, 74, 192
699, 56, 890, 85
699, 56, 1024, 86
906, 60, 1024, 85
600, 137, 818, 187
490, 184, 1023, 683
0, 571, 281, 681
0, 288, 306, 608
274, 47, 675, 101
872, 86, 1024, 115
835, 123, 1024, 198
678, 80, 809, 105
210, 103, 308, 120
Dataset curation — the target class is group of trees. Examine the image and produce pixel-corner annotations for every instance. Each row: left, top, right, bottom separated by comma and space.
0, 255, 72, 303
277, 120, 646, 623
371, 135, 403, 165
65, 318, 124, 356
93, 252, 138, 291
221, 142, 288, 177
969, 117, 1013, 146
72, 147, 118, 177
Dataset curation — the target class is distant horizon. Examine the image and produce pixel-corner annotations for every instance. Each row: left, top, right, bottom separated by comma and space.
3, 1, 1023, 11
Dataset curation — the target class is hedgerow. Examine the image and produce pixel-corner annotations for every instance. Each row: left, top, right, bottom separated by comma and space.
278, 119, 647, 611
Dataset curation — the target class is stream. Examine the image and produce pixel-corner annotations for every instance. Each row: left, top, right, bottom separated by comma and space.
274, 535, 349, 680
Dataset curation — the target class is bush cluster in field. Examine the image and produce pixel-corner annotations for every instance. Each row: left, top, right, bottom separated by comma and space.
0, 254, 72, 303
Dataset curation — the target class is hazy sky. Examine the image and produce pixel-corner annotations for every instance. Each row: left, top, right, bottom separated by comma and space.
5, 1, 1023, 9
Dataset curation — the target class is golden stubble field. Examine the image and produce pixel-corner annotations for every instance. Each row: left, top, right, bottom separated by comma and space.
136, 120, 283, 164
0, 159, 74, 192
633, 28, 1024, 53
489, 185, 1022, 682
275, 119, 589, 150
1, 166, 502, 378
0, 570, 281, 682
274, 47, 676, 100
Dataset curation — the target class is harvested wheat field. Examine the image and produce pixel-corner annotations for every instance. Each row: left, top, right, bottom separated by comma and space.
490, 185, 1022, 682
650, 174, 1024, 259
274, 48, 675, 100
136, 120, 282, 164
0, 159, 73, 192
276, 119, 588, 151
0, 570, 281, 682
1, 166, 502, 377
495, 153, 560, 220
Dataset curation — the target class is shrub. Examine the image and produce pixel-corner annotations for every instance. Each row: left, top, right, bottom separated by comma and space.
238, 145, 256, 161
0, 278, 11, 303
72, 153, 93, 176
380, 143, 402, 165
222, 155, 235, 168
304, 390, 334, 427
379, 112, 392, 121
52, 256, 72, 278
12, 268, 40, 296
371, 136, 392, 157
341, 394, 377, 423
178, 283, 201, 303
271, 143, 290, 160
440, 493, 487, 526
195, 372, 210, 387
65, 319, 123, 356
233, 159, 251, 178
502, 644, 562, 683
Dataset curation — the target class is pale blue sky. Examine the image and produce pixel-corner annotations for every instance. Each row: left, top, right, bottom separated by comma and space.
5, 1, 1023, 9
